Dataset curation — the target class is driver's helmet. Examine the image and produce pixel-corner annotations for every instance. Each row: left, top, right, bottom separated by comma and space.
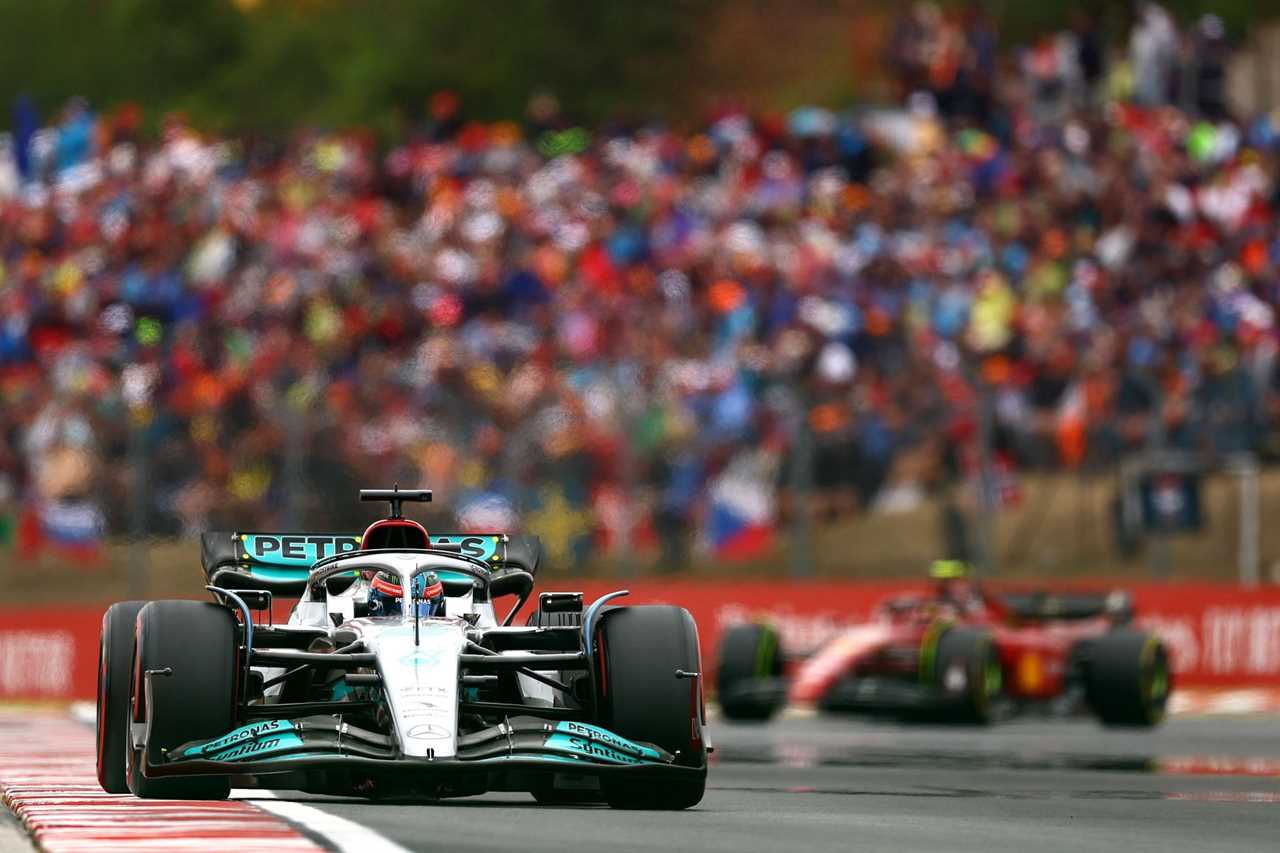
928, 560, 979, 609
368, 570, 447, 618
928, 559, 970, 581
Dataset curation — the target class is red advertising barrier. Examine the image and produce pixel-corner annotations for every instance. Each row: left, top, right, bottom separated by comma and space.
582, 581, 1280, 689
1, 582, 1278, 700
0, 607, 103, 701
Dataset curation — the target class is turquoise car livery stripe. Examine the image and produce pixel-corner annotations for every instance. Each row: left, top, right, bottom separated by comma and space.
507, 752, 586, 764
172, 719, 297, 760
240, 534, 361, 566
552, 721, 663, 761
544, 733, 642, 764
234, 532, 506, 585
238, 533, 503, 567
248, 565, 323, 582
430, 535, 500, 562
208, 731, 304, 762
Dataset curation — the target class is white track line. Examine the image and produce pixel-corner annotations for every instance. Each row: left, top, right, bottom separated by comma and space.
70, 706, 403, 853
233, 790, 412, 853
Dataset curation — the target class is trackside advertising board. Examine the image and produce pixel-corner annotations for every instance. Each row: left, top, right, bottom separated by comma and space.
1, 583, 1278, 700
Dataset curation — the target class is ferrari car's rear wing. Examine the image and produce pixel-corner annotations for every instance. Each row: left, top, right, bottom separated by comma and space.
201, 530, 541, 592
997, 590, 1132, 622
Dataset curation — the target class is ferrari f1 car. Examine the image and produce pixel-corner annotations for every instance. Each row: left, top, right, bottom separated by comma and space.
717, 561, 1170, 727
96, 488, 707, 808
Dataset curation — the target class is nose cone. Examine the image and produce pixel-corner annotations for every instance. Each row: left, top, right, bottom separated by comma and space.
366, 619, 466, 758
788, 625, 893, 704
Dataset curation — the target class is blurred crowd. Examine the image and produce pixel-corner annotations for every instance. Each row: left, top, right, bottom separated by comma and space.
2, 2, 1279, 569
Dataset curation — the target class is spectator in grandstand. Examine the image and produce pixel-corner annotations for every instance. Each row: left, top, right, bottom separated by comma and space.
0, 3, 1274, 571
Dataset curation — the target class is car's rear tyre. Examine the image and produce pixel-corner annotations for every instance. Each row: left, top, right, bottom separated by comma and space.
931, 626, 1002, 724
716, 623, 783, 721
595, 605, 706, 810
1086, 630, 1170, 727
97, 601, 147, 793
127, 600, 238, 799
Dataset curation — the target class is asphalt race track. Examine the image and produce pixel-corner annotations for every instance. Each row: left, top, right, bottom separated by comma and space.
231, 714, 1280, 853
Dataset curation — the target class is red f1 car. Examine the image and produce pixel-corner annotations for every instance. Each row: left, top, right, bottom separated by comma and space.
716, 561, 1170, 726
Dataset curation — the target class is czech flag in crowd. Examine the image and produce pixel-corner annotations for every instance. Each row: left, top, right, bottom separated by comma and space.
706, 459, 776, 560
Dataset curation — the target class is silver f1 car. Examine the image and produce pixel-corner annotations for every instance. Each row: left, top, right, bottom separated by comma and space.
96, 488, 707, 809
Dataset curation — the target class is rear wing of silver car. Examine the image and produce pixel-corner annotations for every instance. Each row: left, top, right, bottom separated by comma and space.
200, 530, 541, 593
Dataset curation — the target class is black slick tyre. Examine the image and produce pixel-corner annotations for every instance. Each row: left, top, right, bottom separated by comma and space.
930, 626, 1002, 724
716, 623, 783, 721
97, 601, 147, 793
127, 600, 238, 799
595, 605, 706, 810
1086, 630, 1170, 727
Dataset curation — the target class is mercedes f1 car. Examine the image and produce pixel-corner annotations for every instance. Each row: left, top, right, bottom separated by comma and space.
97, 488, 707, 808
717, 561, 1170, 727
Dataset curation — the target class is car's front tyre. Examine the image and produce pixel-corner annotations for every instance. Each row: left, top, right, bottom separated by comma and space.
594, 605, 706, 810
127, 600, 238, 799
930, 626, 1002, 724
716, 623, 783, 722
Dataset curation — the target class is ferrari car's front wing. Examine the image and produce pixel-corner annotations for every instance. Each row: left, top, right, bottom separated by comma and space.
722, 675, 982, 716
817, 676, 968, 713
